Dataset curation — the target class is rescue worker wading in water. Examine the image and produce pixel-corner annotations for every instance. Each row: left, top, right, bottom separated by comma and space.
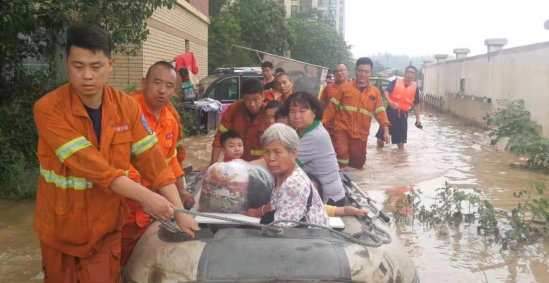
319, 63, 349, 137
209, 78, 267, 165
121, 61, 196, 266
33, 23, 198, 283
322, 57, 391, 169
375, 66, 421, 149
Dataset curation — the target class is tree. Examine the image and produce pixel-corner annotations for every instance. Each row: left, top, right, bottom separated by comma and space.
287, 10, 353, 69
0, 0, 177, 81
208, 0, 291, 71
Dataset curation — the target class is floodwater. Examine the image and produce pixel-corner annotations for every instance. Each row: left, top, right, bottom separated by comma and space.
1, 105, 548, 282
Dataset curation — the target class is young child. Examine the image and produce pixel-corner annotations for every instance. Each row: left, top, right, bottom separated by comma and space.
274, 105, 290, 125
220, 130, 244, 162
265, 100, 284, 128
308, 174, 368, 217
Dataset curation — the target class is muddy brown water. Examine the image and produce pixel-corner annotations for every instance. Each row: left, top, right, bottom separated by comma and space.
1, 107, 548, 282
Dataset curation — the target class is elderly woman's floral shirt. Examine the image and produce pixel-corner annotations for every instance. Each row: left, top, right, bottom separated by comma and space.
270, 167, 329, 227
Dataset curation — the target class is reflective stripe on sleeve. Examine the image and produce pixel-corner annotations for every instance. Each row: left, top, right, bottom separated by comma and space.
130, 134, 158, 156
251, 150, 264, 156
165, 151, 177, 163
337, 158, 350, 164
55, 137, 92, 163
40, 166, 92, 190
219, 125, 229, 133
360, 109, 373, 118
341, 105, 358, 112
374, 107, 386, 114
330, 97, 340, 106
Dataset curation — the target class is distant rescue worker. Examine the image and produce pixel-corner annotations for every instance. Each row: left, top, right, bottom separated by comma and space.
376, 66, 421, 149
210, 79, 267, 164
122, 61, 196, 266
322, 57, 390, 169
261, 61, 276, 90
319, 63, 349, 135
33, 23, 198, 282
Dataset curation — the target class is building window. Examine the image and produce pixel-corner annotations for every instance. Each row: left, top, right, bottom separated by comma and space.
291, 5, 298, 16
185, 39, 190, 53
318, 0, 327, 7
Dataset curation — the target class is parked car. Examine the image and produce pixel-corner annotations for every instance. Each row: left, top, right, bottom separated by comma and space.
198, 72, 263, 104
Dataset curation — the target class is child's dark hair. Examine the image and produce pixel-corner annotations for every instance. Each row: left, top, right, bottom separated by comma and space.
265, 100, 283, 111
220, 129, 243, 147
307, 173, 323, 199
275, 105, 289, 120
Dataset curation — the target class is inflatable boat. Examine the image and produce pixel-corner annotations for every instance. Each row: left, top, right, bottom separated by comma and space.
124, 171, 419, 283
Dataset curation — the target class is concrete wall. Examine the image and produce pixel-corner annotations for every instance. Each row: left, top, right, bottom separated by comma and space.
422, 41, 549, 138
108, 0, 209, 90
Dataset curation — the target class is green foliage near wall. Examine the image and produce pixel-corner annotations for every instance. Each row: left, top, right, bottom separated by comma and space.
484, 100, 549, 170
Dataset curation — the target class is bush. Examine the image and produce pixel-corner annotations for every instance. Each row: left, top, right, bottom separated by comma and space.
171, 99, 207, 137
484, 100, 549, 170
0, 67, 65, 199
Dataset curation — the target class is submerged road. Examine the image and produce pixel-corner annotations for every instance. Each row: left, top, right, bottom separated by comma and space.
0, 106, 548, 282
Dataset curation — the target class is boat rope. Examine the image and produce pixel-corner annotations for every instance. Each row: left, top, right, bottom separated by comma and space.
152, 208, 392, 248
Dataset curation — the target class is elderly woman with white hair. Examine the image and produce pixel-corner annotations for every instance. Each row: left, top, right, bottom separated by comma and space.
243, 123, 329, 227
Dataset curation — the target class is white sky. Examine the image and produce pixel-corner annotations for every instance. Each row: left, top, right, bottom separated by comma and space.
345, 0, 549, 57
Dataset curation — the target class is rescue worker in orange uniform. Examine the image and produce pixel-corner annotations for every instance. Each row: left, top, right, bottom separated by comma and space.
128, 90, 186, 165
263, 73, 294, 103
209, 79, 267, 164
322, 57, 391, 169
376, 66, 422, 149
319, 63, 349, 135
33, 24, 199, 283
121, 61, 196, 266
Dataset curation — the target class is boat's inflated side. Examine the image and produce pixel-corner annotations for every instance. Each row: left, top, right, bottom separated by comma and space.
124, 174, 419, 283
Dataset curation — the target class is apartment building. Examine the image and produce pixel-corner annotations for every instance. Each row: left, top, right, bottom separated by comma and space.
277, 0, 345, 37
107, 0, 209, 90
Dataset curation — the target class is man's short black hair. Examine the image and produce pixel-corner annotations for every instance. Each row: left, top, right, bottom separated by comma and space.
178, 67, 189, 78
261, 61, 274, 70
285, 91, 324, 121
265, 100, 283, 111
66, 23, 112, 58
275, 67, 285, 74
356, 57, 374, 69
241, 78, 264, 97
146, 61, 176, 79
405, 65, 418, 73
220, 129, 243, 147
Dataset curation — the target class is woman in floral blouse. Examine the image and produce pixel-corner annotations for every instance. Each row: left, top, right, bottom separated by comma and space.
243, 123, 329, 227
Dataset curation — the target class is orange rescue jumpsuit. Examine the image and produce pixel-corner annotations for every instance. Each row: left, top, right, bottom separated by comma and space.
212, 100, 267, 161
129, 89, 186, 165
322, 81, 390, 169
34, 83, 175, 283
319, 82, 343, 135
121, 94, 185, 266
263, 89, 284, 104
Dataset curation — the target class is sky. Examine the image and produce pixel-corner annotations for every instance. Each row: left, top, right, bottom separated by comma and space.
345, 0, 549, 58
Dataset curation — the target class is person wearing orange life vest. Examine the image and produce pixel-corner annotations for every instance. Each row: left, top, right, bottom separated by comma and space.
121, 61, 196, 266
375, 66, 421, 149
33, 23, 198, 283
319, 63, 349, 136
210, 79, 268, 165
322, 57, 391, 169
